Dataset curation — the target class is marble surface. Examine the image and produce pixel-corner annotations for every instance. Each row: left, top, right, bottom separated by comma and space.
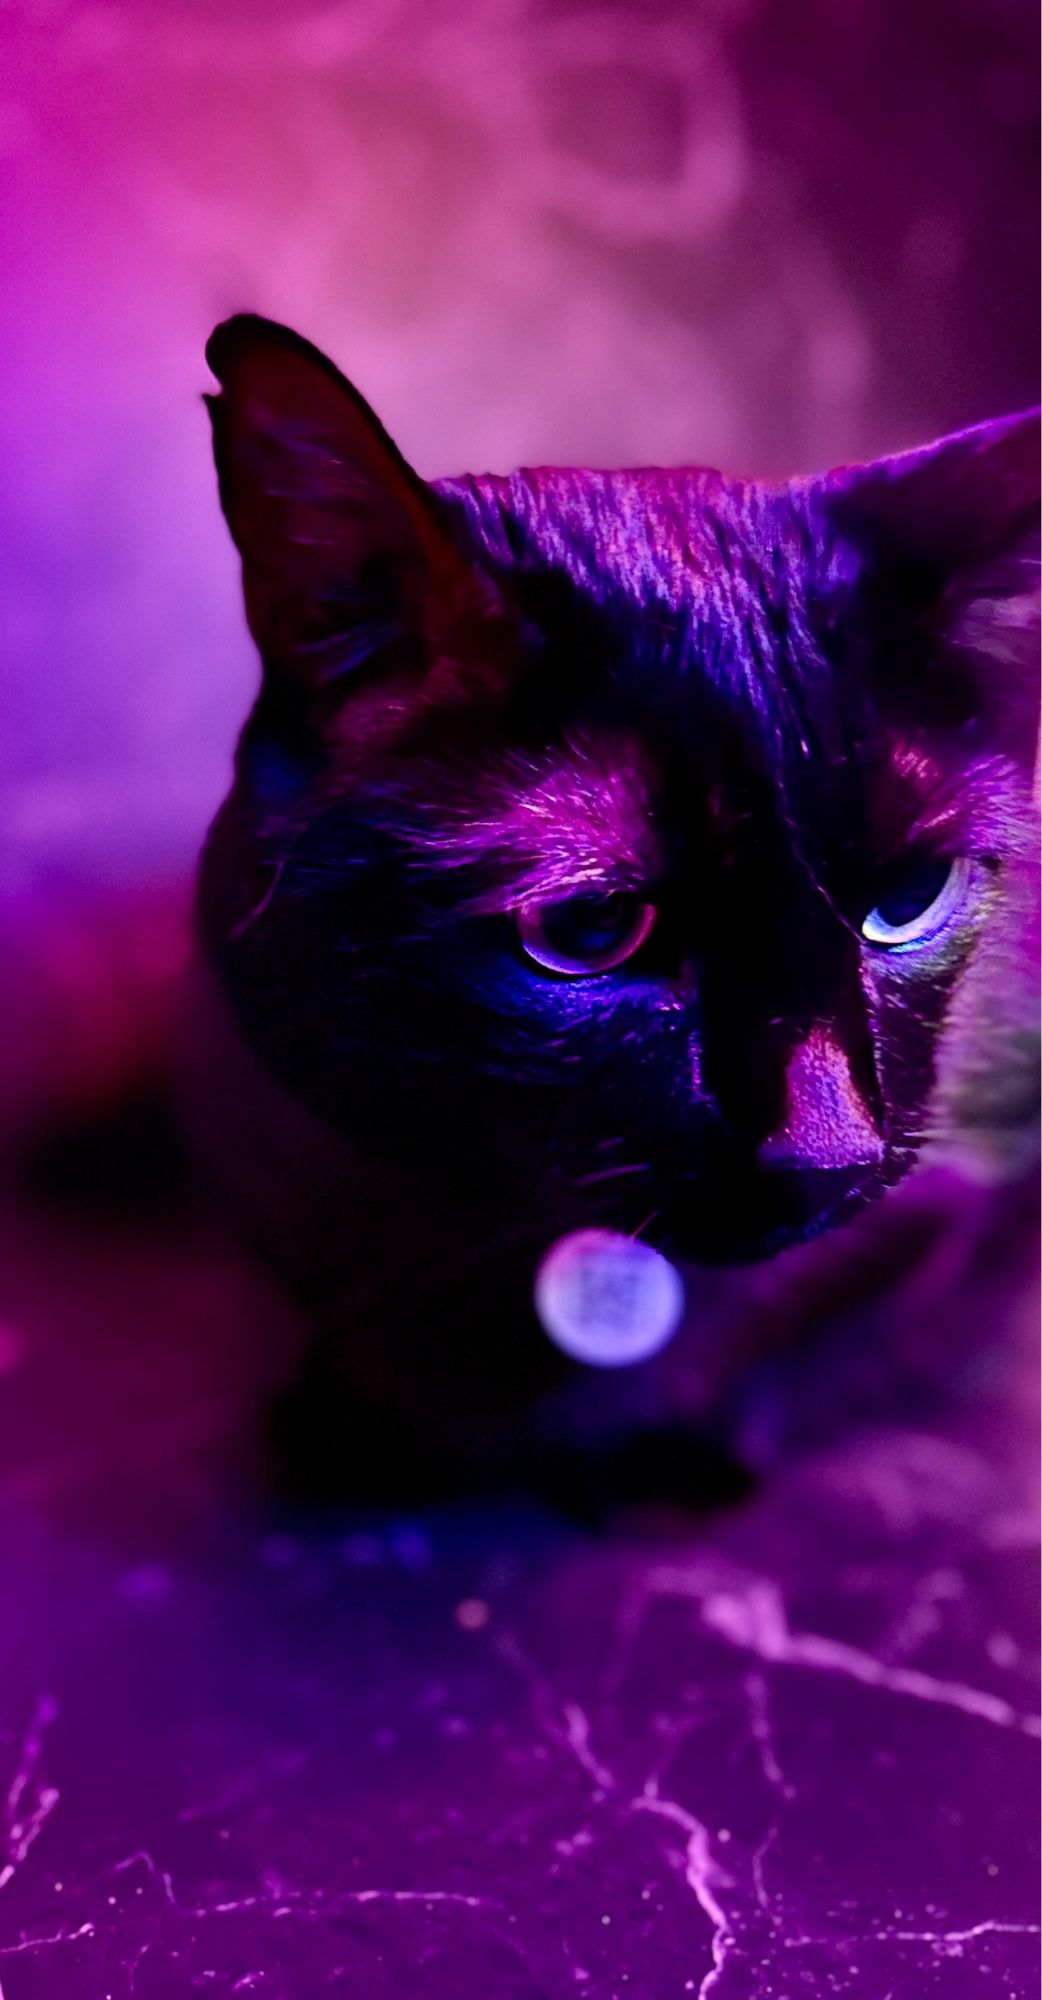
0, 1159, 1036, 2000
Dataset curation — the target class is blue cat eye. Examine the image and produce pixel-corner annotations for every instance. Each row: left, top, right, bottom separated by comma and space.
861, 855, 971, 949
517, 892, 656, 976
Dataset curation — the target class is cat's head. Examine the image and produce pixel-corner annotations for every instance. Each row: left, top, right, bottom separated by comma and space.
198, 315, 1039, 1267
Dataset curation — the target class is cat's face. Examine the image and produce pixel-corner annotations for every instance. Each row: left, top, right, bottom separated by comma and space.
199, 316, 1039, 1268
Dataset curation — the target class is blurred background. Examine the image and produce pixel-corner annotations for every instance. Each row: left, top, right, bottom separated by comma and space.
0, 0, 1038, 1526
2, 0, 1039, 899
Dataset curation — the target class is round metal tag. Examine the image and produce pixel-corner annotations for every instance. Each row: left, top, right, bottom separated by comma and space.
533, 1229, 685, 1369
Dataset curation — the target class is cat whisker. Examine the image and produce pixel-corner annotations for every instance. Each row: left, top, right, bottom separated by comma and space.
572, 1162, 653, 1187
629, 1208, 663, 1241
227, 859, 287, 940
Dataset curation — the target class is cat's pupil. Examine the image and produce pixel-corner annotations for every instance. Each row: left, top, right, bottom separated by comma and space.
872, 856, 952, 930
540, 893, 639, 959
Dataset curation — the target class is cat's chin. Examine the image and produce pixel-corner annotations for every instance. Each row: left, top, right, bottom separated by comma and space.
655, 1157, 900, 1266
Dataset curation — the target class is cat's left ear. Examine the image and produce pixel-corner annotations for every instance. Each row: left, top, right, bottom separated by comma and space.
817, 409, 1040, 752
205, 314, 500, 711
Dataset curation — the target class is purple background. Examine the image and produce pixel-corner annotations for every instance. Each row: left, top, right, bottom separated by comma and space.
1, 0, 1039, 894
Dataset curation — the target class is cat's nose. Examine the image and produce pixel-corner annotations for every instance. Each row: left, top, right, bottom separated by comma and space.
757, 1025, 884, 1172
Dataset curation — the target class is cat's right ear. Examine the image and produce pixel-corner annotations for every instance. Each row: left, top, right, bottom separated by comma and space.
816, 409, 1041, 755
206, 315, 495, 707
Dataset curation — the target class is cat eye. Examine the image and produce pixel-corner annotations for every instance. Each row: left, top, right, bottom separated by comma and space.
517, 892, 656, 976
861, 855, 972, 949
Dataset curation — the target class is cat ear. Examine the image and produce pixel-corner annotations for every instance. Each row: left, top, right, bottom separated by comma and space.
206, 315, 494, 705
818, 409, 1040, 746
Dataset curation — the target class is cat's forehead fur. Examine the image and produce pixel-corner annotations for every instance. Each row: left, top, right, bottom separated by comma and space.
435, 465, 839, 635
432, 462, 863, 770
427, 465, 864, 870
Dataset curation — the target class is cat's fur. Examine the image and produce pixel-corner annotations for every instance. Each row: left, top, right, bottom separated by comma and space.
196, 314, 1039, 1489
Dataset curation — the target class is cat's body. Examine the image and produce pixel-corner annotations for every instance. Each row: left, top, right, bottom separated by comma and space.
196, 315, 1039, 1493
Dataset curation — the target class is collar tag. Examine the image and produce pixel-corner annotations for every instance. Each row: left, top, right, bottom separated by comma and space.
534, 1229, 685, 1369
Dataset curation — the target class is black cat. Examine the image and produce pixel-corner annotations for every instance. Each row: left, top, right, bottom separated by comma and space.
196, 314, 1039, 1492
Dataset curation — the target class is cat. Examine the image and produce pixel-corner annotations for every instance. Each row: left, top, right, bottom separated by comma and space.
195, 313, 1039, 1498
